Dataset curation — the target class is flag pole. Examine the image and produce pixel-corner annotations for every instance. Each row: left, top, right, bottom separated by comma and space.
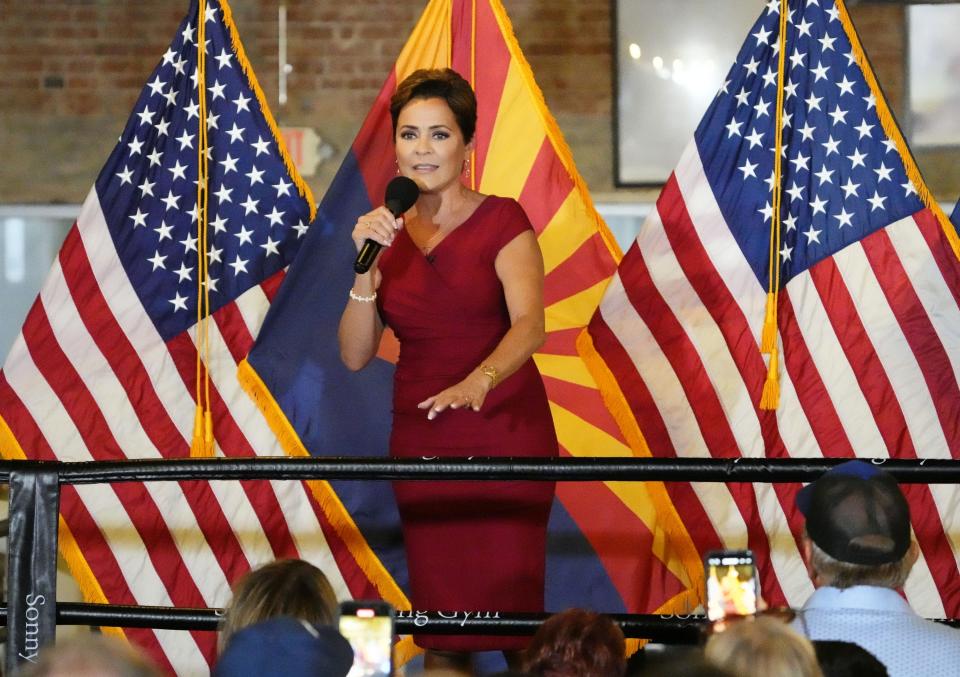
760, 0, 790, 411
192, 0, 215, 456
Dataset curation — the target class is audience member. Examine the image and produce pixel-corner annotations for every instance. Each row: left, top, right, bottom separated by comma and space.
704, 615, 822, 677
523, 608, 626, 677
19, 633, 163, 677
213, 616, 353, 677
791, 460, 960, 676
813, 640, 888, 677
218, 558, 339, 651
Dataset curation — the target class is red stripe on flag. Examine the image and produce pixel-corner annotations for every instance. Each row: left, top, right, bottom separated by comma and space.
539, 327, 583, 356
167, 333, 300, 560
914, 209, 960, 313
212, 301, 254, 364
614, 230, 787, 602
657, 178, 815, 583
808, 255, 960, 613
20, 307, 215, 655
58, 230, 250, 583
260, 269, 286, 304
657, 178, 787, 455
0, 376, 176, 672
452, 0, 511, 188
586, 312, 724, 556
64, 486, 187, 670
518, 139, 575, 233
556, 474, 688, 613
777, 292, 857, 457
862, 228, 960, 451
541, 375, 632, 444
543, 232, 618, 308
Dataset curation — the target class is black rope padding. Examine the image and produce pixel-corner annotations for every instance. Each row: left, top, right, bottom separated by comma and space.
1, 456, 959, 484
0, 604, 702, 642
2, 605, 956, 638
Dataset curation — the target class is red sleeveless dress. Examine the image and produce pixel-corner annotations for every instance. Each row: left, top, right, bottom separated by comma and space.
376, 196, 558, 651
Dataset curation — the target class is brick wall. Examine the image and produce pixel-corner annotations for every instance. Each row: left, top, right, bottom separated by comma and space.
0, 0, 611, 203
0, 1, 954, 204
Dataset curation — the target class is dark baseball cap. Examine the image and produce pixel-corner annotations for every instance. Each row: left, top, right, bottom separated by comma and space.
796, 460, 912, 565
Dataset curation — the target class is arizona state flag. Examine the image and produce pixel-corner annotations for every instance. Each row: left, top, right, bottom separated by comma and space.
241, 0, 702, 639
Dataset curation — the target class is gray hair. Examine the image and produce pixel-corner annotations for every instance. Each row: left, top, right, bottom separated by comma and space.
809, 539, 912, 589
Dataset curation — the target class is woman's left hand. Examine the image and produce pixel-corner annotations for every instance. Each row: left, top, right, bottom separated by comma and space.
417, 370, 493, 420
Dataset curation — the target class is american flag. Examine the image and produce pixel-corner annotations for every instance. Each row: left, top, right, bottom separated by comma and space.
582, 0, 960, 617
0, 0, 378, 672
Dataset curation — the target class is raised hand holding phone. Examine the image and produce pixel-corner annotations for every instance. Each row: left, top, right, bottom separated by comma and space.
338, 600, 395, 677
705, 550, 758, 623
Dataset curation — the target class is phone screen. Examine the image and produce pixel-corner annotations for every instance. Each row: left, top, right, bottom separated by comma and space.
338, 602, 394, 677
705, 550, 757, 622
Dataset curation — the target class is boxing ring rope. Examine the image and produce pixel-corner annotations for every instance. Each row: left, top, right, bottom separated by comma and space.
4, 455, 960, 483
2, 456, 959, 648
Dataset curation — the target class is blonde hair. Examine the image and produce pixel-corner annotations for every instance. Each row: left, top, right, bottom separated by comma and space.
218, 559, 339, 652
705, 616, 823, 677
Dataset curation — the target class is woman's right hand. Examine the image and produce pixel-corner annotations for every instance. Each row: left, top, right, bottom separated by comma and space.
351, 206, 404, 259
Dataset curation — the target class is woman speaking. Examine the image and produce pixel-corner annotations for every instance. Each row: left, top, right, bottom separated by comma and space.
338, 68, 558, 672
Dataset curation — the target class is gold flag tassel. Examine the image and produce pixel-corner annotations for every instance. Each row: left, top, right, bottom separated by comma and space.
760, 350, 780, 410
760, 0, 789, 410
191, 0, 216, 456
760, 291, 777, 353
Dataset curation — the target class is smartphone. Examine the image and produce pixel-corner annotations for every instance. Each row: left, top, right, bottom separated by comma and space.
338, 600, 395, 677
705, 549, 757, 622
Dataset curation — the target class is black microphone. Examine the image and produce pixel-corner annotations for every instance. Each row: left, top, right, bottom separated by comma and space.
354, 176, 420, 274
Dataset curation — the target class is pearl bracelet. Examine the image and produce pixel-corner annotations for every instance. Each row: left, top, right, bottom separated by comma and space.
349, 289, 377, 303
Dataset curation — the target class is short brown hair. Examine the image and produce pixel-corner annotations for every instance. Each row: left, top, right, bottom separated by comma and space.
218, 559, 339, 653
523, 608, 626, 677
390, 68, 477, 144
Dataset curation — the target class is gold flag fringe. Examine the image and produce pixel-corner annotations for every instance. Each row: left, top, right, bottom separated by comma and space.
219, 0, 316, 220
236, 359, 411, 610
576, 330, 706, 603
836, 0, 960, 262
